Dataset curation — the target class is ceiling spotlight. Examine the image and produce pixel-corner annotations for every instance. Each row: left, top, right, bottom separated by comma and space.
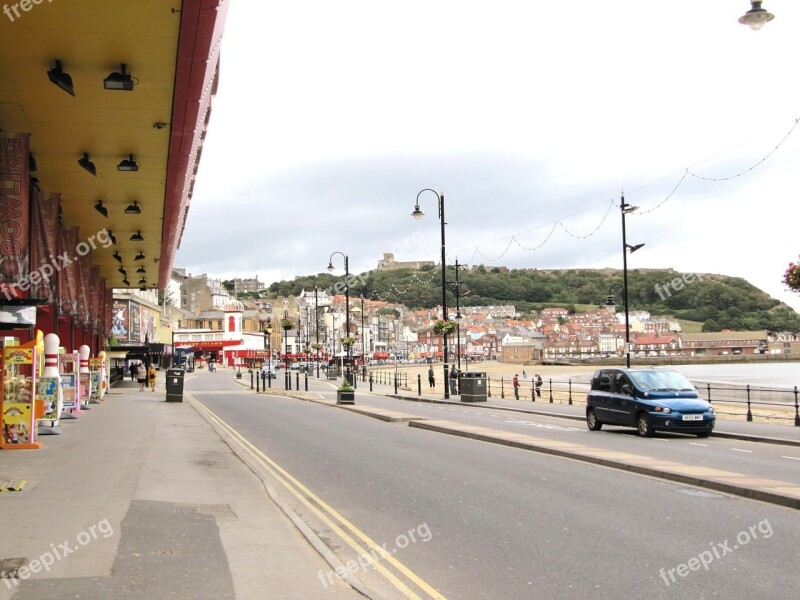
47, 60, 75, 96
107, 230, 117, 245
139, 286, 147, 292
138, 278, 147, 285
117, 154, 139, 172
134, 252, 145, 261
124, 200, 142, 214
129, 230, 144, 242
136, 266, 146, 274
123, 278, 130, 286
118, 266, 127, 276
112, 251, 123, 263
94, 200, 108, 218
103, 63, 134, 91
78, 152, 96, 176
29, 153, 37, 172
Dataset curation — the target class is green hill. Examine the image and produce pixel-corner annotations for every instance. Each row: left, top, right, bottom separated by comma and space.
264, 267, 800, 333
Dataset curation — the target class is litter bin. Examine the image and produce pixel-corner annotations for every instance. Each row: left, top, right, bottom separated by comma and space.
327, 368, 340, 380
460, 371, 487, 402
166, 368, 185, 402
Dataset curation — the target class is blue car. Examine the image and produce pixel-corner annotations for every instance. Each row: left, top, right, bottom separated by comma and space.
586, 368, 715, 437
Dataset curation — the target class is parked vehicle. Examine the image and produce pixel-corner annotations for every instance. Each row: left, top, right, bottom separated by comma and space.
586, 368, 715, 437
261, 366, 276, 379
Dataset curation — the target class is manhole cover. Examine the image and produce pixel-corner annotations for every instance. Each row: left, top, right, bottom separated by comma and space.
174, 503, 237, 521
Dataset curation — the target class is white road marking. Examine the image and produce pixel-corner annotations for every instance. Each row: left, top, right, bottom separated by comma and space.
689, 442, 708, 447
781, 455, 800, 461
731, 448, 753, 453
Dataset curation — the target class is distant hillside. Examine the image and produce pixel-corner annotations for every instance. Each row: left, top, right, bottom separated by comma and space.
264, 267, 800, 333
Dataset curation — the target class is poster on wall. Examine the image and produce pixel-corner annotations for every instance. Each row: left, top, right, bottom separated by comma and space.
130, 301, 141, 342
112, 300, 129, 340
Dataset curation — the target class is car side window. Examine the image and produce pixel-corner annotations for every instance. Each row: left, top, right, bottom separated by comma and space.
594, 372, 612, 392
614, 373, 633, 396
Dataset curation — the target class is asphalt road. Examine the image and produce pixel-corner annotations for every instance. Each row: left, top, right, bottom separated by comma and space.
328, 385, 800, 484
187, 372, 799, 599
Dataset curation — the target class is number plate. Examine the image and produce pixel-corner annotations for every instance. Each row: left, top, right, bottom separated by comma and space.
682, 414, 703, 421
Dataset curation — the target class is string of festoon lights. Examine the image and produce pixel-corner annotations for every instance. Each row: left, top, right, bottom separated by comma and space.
453, 115, 799, 266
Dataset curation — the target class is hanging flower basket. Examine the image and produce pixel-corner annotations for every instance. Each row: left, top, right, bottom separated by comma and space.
432, 320, 456, 336
280, 318, 293, 330
340, 336, 356, 347
784, 257, 800, 293
311, 343, 323, 351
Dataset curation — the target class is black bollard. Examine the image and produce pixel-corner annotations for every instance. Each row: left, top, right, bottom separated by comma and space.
417, 374, 422, 396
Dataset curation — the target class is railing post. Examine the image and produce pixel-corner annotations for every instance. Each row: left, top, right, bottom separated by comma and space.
794, 386, 799, 427
549, 378, 553, 403
500, 377, 505, 399
746, 384, 753, 422
568, 379, 573, 405
418, 374, 422, 396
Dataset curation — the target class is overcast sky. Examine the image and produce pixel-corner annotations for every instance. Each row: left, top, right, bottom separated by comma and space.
176, 1, 800, 312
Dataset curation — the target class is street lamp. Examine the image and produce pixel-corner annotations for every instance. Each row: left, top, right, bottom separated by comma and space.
620, 192, 644, 369
263, 318, 273, 386
739, 1, 774, 30
328, 251, 351, 385
412, 188, 450, 399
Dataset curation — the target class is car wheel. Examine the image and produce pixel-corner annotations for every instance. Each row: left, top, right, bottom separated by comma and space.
586, 408, 603, 431
696, 432, 710, 438
636, 413, 654, 437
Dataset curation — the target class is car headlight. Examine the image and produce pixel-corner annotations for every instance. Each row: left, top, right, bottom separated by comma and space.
708, 406, 714, 414
662, 407, 671, 414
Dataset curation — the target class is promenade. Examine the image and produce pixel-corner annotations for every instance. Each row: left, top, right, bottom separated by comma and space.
0, 376, 361, 600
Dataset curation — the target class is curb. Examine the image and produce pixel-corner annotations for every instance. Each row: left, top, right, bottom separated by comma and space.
408, 420, 800, 511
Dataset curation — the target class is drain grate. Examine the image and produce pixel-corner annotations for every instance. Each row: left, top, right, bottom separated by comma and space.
0, 480, 26, 493
0, 558, 28, 578
173, 503, 238, 521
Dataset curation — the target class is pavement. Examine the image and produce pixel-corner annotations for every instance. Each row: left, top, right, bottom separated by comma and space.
0, 374, 363, 600
2, 368, 798, 600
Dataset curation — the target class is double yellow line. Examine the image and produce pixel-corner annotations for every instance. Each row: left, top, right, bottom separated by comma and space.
189, 394, 446, 600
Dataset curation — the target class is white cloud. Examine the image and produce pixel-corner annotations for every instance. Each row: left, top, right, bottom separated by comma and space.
180, 1, 800, 313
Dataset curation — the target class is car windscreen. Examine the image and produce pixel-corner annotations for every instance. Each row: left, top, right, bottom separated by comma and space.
629, 370, 695, 392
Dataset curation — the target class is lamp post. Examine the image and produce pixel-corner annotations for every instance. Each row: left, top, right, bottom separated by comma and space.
315, 287, 320, 378
350, 296, 366, 378
620, 192, 644, 369
328, 252, 351, 385
412, 188, 450, 399
449, 257, 467, 373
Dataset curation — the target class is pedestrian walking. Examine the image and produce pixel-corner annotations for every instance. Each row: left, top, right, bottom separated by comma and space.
513, 374, 520, 399
449, 365, 458, 395
148, 364, 157, 392
137, 363, 147, 392
129, 362, 137, 381
535, 374, 543, 398
428, 366, 435, 389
